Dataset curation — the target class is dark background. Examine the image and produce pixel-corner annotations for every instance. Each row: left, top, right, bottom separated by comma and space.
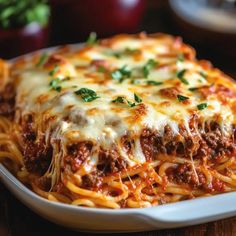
0, 1, 236, 235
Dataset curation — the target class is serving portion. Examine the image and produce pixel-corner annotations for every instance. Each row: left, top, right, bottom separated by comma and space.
0, 33, 236, 209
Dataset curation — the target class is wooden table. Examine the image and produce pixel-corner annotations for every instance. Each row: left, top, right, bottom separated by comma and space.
1, 1, 236, 235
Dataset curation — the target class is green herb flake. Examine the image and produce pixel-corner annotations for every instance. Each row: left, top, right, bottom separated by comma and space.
112, 96, 125, 104
119, 65, 131, 77
36, 53, 48, 67
176, 69, 189, 85
143, 59, 158, 78
49, 65, 59, 76
124, 48, 140, 55
112, 48, 140, 58
134, 93, 142, 103
189, 87, 198, 91
112, 96, 137, 107
177, 94, 189, 102
61, 77, 70, 82
131, 79, 140, 84
127, 101, 136, 107
146, 80, 163, 86
98, 66, 106, 73
74, 88, 100, 102
197, 103, 208, 110
200, 71, 207, 79
113, 52, 122, 58
49, 78, 62, 92
111, 65, 131, 83
177, 53, 185, 62
86, 32, 97, 45
111, 70, 123, 81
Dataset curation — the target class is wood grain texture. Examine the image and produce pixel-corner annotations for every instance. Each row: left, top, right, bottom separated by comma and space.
0, 182, 236, 236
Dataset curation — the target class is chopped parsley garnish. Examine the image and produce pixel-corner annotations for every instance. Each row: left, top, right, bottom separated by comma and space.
74, 88, 100, 102
189, 87, 198, 91
49, 65, 59, 76
119, 65, 131, 77
125, 48, 140, 54
112, 96, 135, 107
111, 70, 123, 80
112, 93, 142, 107
176, 69, 189, 85
86, 32, 97, 45
61, 77, 70, 82
197, 103, 207, 110
49, 78, 62, 92
49, 76, 70, 92
143, 59, 158, 78
36, 52, 48, 67
200, 71, 207, 79
127, 101, 136, 107
112, 48, 140, 58
134, 93, 142, 103
113, 52, 122, 58
98, 66, 106, 73
146, 80, 163, 86
177, 53, 185, 62
177, 94, 189, 102
131, 79, 140, 84
112, 96, 125, 104
111, 65, 131, 82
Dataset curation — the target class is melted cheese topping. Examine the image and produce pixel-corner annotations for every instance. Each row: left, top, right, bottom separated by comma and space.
11, 34, 236, 165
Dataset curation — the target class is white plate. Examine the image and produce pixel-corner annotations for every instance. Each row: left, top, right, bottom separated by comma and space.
1, 46, 236, 233
1, 164, 236, 232
169, 0, 236, 34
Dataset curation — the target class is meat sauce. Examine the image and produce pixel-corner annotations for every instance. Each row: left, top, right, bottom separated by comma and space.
0, 82, 15, 118
19, 110, 235, 193
139, 121, 235, 192
20, 114, 53, 175
64, 141, 93, 172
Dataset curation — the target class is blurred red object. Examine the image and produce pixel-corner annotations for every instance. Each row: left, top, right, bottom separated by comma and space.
50, 0, 146, 44
0, 23, 48, 59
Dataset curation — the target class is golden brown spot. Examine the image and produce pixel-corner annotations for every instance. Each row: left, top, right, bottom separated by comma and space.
44, 54, 67, 69
90, 59, 111, 71
138, 32, 147, 39
65, 105, 75, 110
198, 60, 212, 70
55, 45, 71, 54
87, 108, 99, 115
111, 107, 124, 113
11, 57, 26, 71
100, 34, 130, 47
159, 87, 181, 99
0, 59, 9, 89
159, 101, 172, 107
84, 72, 100, 80
126, 103, 147, 124
199, 84, 236, 104
135, 103, 147, 116
37, 94, 50, 104
158, 53, 178, 58
230, 101, 236, 115
132, 51, 143, 61
173, 36, 183, 49
75, 46, 93, 55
